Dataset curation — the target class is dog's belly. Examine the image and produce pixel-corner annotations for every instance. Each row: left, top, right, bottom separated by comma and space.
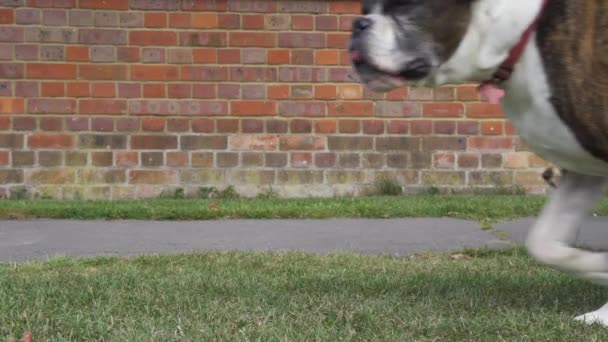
504, 99, 608, 175
502, 39, 608, 176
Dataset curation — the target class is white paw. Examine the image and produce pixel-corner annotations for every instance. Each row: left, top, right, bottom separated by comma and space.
574, 312, 608, 327
575, 307, 608, 326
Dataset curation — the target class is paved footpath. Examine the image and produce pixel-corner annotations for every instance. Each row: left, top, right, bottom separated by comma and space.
0, 217, 607, 263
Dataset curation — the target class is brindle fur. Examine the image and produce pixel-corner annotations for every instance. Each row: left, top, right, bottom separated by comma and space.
536, 0, 608, 161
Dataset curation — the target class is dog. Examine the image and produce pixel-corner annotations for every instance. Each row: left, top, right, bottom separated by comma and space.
349, 0, 608, 325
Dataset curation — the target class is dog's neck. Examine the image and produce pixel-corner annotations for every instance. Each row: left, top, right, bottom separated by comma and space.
432, 0, 546, 86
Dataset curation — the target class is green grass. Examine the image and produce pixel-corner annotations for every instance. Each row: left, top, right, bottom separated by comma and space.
4, 195, 608, 223
0, 195, 565, 222
1, 248, 608, 341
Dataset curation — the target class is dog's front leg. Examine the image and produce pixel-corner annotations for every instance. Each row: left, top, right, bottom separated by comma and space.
525, 171, 608, 324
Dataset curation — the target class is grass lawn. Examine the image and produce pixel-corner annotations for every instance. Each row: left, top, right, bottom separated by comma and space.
3, 194, 608, 224
1, 248, 608, 340
0, 195, 577, 222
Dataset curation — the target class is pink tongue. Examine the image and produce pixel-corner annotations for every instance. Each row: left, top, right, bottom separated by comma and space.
478, 83, 505, 104
349, 50, 363, 63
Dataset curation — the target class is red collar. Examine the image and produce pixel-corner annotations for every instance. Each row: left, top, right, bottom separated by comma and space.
485, 0, 550, 84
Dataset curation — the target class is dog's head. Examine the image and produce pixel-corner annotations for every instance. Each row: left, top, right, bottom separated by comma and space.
349, 0, 475, 91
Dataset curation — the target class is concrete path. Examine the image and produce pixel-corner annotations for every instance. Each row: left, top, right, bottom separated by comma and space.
0, 217, 606, 262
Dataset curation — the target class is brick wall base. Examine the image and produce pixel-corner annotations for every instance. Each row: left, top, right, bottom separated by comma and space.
0, 1, 550, 200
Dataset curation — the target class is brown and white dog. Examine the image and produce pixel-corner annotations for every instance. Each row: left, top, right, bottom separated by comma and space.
349, 0, 608, 325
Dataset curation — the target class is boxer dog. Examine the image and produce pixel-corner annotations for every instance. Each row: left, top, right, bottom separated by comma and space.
349, 0, 608, 325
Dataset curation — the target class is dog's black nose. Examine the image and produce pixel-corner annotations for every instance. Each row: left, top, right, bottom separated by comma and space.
353, 17, 373, 35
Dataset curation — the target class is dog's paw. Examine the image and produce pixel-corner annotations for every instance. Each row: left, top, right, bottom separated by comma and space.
575, 304, 608, 326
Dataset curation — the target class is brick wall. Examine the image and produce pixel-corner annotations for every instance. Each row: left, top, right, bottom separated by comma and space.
0, 0, 549, 200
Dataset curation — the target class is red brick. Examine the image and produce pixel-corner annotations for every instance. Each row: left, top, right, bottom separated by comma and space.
242, 14, 264, 29
481, 121, 504, 136
232, 101, 276, 116
292, 15, 314, 30
67, 82, 90, 97
116, 118, 139, 131
118, 83, 141, 98
217, 119, 239, 133
279, 32, 325, 48
242, 119, 264, 133
434, 121, 457, 135
182, 0, 228, 11
169, 12, 191, 28
167, 118, 189, 132
363, 120, 384, 135
328, 102, 373, 117
131, 135, 177, 150
80, 99, 127, 115
458, 154, 480, 169
339, 120, 360, 133
91, 117, 114, 132
411, 120, 433, 135
28, 134, 74, 149
13, 117, 36, 131
338, 84, 362, 100
192, 118, 214, 133
0, 116, 9, 131
130, 30, 177, 46
0, 151, 8, 166
116, 151, 138, 167
143, 83, 166, 98
218, 13, 239, 29
40, 117, 63, 131
423, 103, 464, 118
194, 48, 218, 64
329, 1, 361, 14
268, 85, 289, 100
179, 31, 227, 47
181, 66, 229, 81
468, 137, 514, 151
326, 33, 349, 48
144, 12, 166, 27
316, 50, 340, 65
0, 9, 14, 24
80, 64, 128, 80
91, 82, 116, 98
230, 32, 276, 47
142, 118, 165, 132
280, 136, 325, 151
457, 86, 479, 101
315, 85, 336, 100
387, 120, 409, 134
291, 153, 313, 168
316, 15, 338, 31
168, 84, 192, 99
231, 135, 278, 151
315, 120, 337, 134
28, 63, 76, 79
192, 13, 218, 29
40, 81, 63, 97
467, 103, 505, 118
80, 0, 128, 10
167, 152, 188, 167
28, 99, 76, 114
193, 84, 216, 99
291, 119, 312, 133
433, 153, 456, 169
132, 65, 179, 81
129, 170, 177, 185
268, 49, 290, 65
66, 117, 88, 131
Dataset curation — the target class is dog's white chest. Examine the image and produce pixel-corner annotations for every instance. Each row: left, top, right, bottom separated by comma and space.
502, 39, 608, 176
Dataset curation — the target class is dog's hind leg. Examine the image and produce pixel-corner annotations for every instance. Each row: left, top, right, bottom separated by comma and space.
525, 171, 608, 325
526, 170, 608, 276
